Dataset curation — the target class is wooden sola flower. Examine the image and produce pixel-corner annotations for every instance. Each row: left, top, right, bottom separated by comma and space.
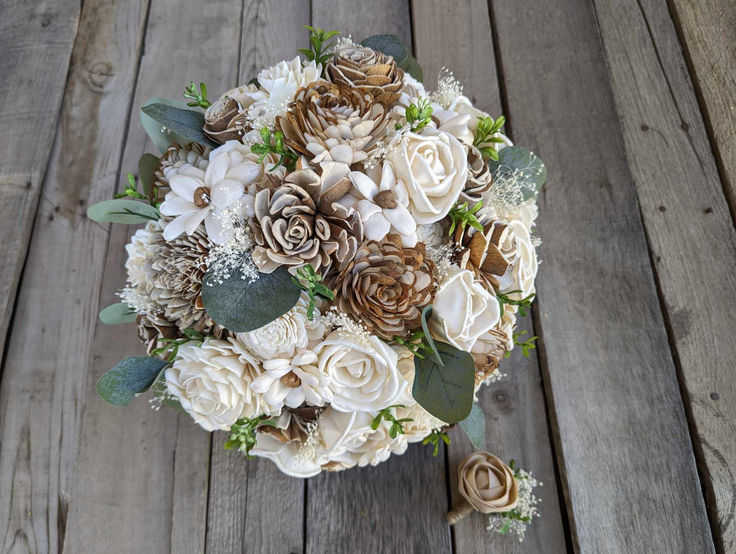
326, 44, 404, 104
334, 234, 436, 340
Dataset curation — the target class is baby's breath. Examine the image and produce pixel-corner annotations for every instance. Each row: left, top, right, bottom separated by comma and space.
296, 417, 322, 463
204, 206, 258, 285
320, 306, 372, 346
426, 243, 460, 284
430, 67, 463, 109
118, 286, 158, 316
486, 465, 542, 542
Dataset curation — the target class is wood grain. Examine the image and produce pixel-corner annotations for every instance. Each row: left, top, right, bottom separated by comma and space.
199, 4, 309, 553
0, 0, 80, 362
592, 0, 736, 550
412, 1, 568, 552
61, 0, 243, 552
668, 0, 736, 218
490, 0, 715, 550
0, 1, 149, 552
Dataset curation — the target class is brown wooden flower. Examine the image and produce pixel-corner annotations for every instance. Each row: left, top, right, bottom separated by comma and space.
326, 44, 404, 104
460, 145, 494, 203
333, 234, 436, 340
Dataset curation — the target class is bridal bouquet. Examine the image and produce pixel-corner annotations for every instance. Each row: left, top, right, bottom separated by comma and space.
91, 27, 544, 539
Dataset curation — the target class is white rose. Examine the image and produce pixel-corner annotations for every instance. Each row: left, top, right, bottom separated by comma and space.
249, 350, 333, 410
448, 96, 513, 152
165, 338, 272, 432
389, 128, 468, 224
472, 305, 517, 367
508, 197, 539, 230
319, 408, 408, 469
430, 268, 500, 351
125, 221, 160, 293
236, 294, 326, 360
493, 220, 538, 298
315, 331, 405, 412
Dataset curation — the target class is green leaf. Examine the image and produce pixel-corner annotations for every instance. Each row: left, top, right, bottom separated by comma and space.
138, 153, 160, 200
488, 146, 547, 200
361, 34, 424, 82
87, 198, 160, 224
412, 341, 475, 423
99, 303, 137, 325
141, 101, 218, 152
139, 97, 192, 153
202, 267, 301, 332
420, 305, 443, 366
458, 402, 486, 449
96, 356, 168, 406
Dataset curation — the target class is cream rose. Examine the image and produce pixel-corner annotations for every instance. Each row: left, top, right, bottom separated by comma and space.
493, 220, 538, 298
430, 268, 500, 351
236, 294, 326, 361
315, 331, 405, 412
457, 451, 518, 513
165, 338, 271, 432
250, 433, 323, 478
389, 128, 468, 224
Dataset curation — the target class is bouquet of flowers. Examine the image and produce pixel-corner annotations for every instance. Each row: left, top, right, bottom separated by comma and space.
91, 27, 545, 538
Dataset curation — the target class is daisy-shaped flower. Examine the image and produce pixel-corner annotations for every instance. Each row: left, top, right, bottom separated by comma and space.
249, 350, 333, 410
341, 161, 417, 247
160, 141, 262, 244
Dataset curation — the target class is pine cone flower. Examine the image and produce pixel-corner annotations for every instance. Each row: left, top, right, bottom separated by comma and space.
452, 218, 511, 291
153, 143, 210, 203
203, 84, 259, 144
460, 145, 493, 204
326, 45, 404, 105
137, 313, 179, 356
250, 168, 362, 275
276, 81, 389, 168
334, 234, 436, 340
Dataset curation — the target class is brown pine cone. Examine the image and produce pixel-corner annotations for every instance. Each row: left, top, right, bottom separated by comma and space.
152, 143, 210, 203
326, 45, 404, 105
460, 146, 493, 204
452, 218, 510, 291
334, 234, 436, 340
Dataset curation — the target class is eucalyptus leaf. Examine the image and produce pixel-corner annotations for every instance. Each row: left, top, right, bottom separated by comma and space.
141, 99, 218, 152
201, 267, 301, 332
420, 305, 443, 366
412, 341, 475, 423
138, 153, 160, 200
140, 97, 194, 153
87, 198, 160, 224
99, 303, 137, 325
458, 402, 486, 449
488, 146, 547, 200
361, 34, 424, 82
96, 356, 168, 406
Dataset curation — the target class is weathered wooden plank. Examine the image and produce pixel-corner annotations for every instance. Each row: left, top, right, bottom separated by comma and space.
0, 1, 148, 552
303, 3, 450, 554
592, 1, 736, 550
312, 0, 411, 48
61, 0, 243, 552
0, 0, 80, 363
412, 1, 568, 551
490, 0, 715, 551
668, 0, 736, 218
202, 3, 309, 553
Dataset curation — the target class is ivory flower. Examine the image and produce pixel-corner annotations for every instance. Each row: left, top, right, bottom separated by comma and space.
388, 128, 468, 224
249, 350, 333, 410
341, 162, 417, 246
457, 451, 518, 513
160, 141, 263, 244
236, 294, 326, 361
315, 331, 405, 412
165, 338, 271, 432
430, 268, 500, 351
250, 433, 323, 478
493, 220, 538, 298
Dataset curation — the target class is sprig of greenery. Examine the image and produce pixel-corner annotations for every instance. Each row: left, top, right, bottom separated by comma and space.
394, 330, 434, 360
183, 81, 211, 109
447, 200, 484, 236
371, 404, 413, 438
496, 290, 536, 318
223, 415, 276, 456
402, 98, 433, 132
298, 26, 339, 70
423, 428, 451, 456
505, 330, 538, 358
150, 328, 206, 363
113, 173, 150, 202
474, 115, 506, 161
291, 264, 334, 320
251, 128, 298, 172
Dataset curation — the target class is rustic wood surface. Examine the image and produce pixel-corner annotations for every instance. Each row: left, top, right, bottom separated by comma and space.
0, 0, 734, 552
